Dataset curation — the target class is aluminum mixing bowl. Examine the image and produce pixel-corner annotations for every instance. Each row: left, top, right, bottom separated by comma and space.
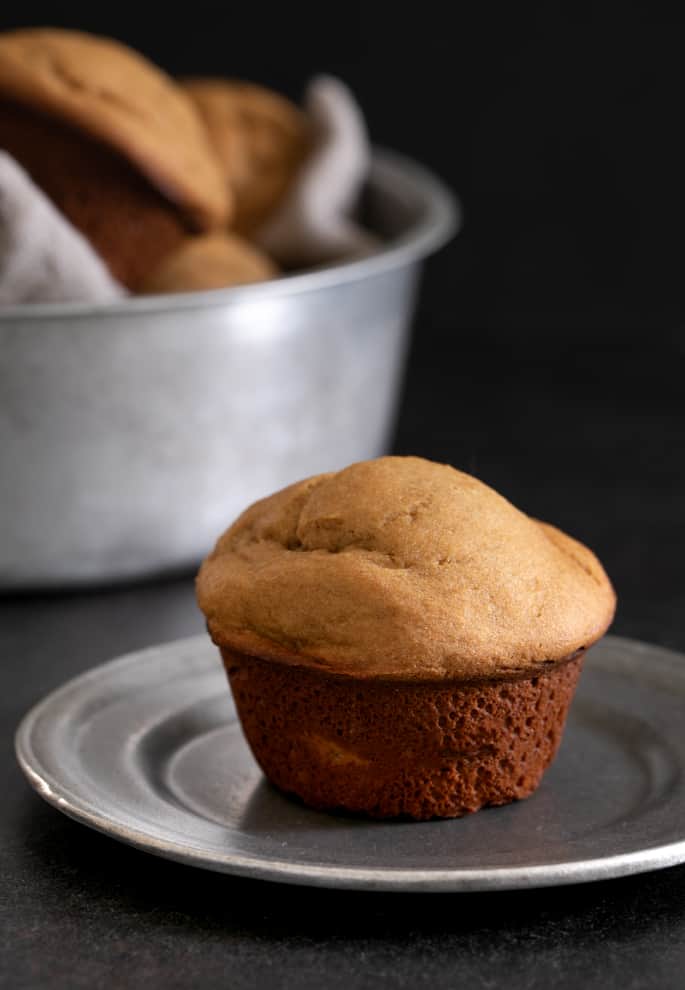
0, 150, 458, 588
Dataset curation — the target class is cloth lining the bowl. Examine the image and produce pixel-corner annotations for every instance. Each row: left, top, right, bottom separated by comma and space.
256, 76, 379, 268
0, 151, 125, 305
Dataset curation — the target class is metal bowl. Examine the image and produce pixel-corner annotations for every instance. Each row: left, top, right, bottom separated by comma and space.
0, 150, 458, 588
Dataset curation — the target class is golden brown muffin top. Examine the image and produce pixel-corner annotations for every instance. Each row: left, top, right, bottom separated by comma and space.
183, 78, 309, 234
140, 233, 277, 295
0, 28, 229, 229
197, 457, 616, 681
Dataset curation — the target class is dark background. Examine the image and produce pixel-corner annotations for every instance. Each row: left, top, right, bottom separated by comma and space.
6, 3, 685, 331
2, 6, 685, 988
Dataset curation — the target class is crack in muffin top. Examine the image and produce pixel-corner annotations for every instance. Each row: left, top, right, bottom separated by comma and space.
196, 456, 616, 680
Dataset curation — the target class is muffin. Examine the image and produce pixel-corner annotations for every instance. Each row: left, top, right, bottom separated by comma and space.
196, 456, 616, 820
0, 102, 188, 290
0, 29, 229, 289
140, 233, 277, 295
183, 78, 310, 235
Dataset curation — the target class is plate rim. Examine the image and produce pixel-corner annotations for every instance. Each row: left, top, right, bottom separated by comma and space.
15, 633, 685, 892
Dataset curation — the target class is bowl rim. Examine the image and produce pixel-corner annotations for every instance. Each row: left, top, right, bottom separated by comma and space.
0, 148, 460, 323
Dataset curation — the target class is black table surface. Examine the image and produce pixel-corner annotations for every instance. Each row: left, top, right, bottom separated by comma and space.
2, 319, 685, 989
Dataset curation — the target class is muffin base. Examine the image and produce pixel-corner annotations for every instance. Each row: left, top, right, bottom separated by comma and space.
221, 648, 585, 821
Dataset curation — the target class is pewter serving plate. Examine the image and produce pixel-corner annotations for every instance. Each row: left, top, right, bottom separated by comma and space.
15, 635, 685, 892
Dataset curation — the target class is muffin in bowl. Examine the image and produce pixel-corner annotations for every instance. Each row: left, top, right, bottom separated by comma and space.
0, 28, 229, 288
206, 457, 617, 820
182, 78, 310, 236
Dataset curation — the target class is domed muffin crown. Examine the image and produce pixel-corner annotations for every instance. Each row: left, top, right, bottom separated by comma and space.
182, 78, 309, 234
197, 457, 616, 679
0, 28, 229, 228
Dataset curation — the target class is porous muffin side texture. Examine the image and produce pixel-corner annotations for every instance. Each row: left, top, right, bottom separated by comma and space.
197, 456, 616, 680
0, 28, 229, 229
223, 648, 585, 820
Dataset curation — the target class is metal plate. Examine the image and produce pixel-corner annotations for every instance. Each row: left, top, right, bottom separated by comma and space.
15, 634, 685, 891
